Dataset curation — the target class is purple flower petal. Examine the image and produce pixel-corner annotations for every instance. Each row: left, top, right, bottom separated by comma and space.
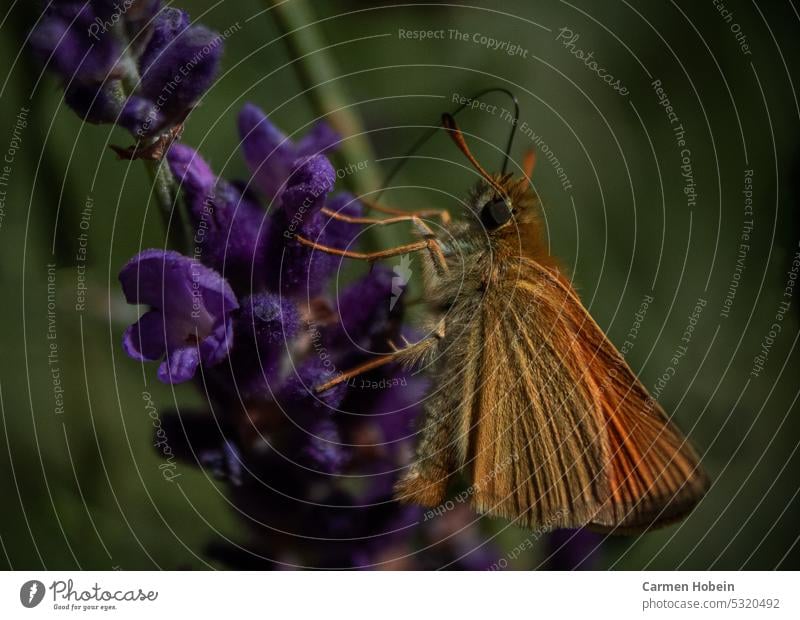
326, 266, 395, 352
168, 144, 270, 294
119, 95, 165, 138
214, 292, 300, 399
30, 7, 120, 83
242, 292, 301, 348
261, 155, 338, 296
296, 121, 340, 157
280, 154, 336, 222
184, 256, 239, 321
119, 248, 192, 308
158, 346, 201, 383
167, 142, 215, 197
120, 250, 238, 383
238, 106, 339, 205
137, 7, 190, 75
202, 183, 270, 294
279, 358, 347, 412
122, 309, 166, 361
136, 9, 222, 132
267, 210, 339, 297
199, 319, 235, 367
238, 103, 296, 201
366, 369, 427, 446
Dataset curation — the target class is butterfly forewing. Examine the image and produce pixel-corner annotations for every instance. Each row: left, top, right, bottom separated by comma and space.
465, 254, 708, 531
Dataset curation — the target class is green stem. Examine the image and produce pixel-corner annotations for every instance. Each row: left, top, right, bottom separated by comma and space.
144, 159, 190, 250
117, 34, 190, 252
267, 0, 381, 196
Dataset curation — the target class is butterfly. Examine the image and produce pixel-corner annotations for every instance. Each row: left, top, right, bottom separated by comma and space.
297, 108, 710, 534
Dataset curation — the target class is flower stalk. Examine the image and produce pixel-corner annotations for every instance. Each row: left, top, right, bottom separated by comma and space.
266, 0, 381, 197
116, 26, 191, 252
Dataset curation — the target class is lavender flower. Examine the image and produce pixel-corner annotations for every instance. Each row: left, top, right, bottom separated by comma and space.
117, 104, 500, 568
167, 143, 269, 293
239, 102, 340, 201
238, 103, 354, 296
120, 249, 238, 383
30, 1, 222, 139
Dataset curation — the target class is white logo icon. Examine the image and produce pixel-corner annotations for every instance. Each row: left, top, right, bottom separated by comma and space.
391, 255, 412, 310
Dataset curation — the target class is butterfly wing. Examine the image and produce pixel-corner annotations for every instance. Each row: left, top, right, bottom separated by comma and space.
463, 256, 709, 532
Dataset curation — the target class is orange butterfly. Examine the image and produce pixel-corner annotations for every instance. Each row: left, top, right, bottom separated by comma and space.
298, 112, 709, 533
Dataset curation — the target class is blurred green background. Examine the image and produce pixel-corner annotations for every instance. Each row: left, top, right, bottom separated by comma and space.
1, 0, 799, 569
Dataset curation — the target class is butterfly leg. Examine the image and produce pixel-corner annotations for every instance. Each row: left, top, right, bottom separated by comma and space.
294, 224, 449, 274
360, 197, 452, 226
410, 218, 449, 275
319, 209, 450, 270
314, 323, 444, 393
320, 208, 424, 227
295, 235, 430, 261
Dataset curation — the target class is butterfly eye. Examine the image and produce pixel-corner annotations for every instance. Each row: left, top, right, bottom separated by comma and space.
479, 198, 513, 230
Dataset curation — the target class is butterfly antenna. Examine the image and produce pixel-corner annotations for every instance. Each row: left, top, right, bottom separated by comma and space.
377, 87, 519, 198
441, 113, 508, 199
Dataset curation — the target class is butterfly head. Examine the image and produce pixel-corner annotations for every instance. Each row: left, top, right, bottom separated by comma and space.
471, 173, 538, 231
442, 113, 538, 233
